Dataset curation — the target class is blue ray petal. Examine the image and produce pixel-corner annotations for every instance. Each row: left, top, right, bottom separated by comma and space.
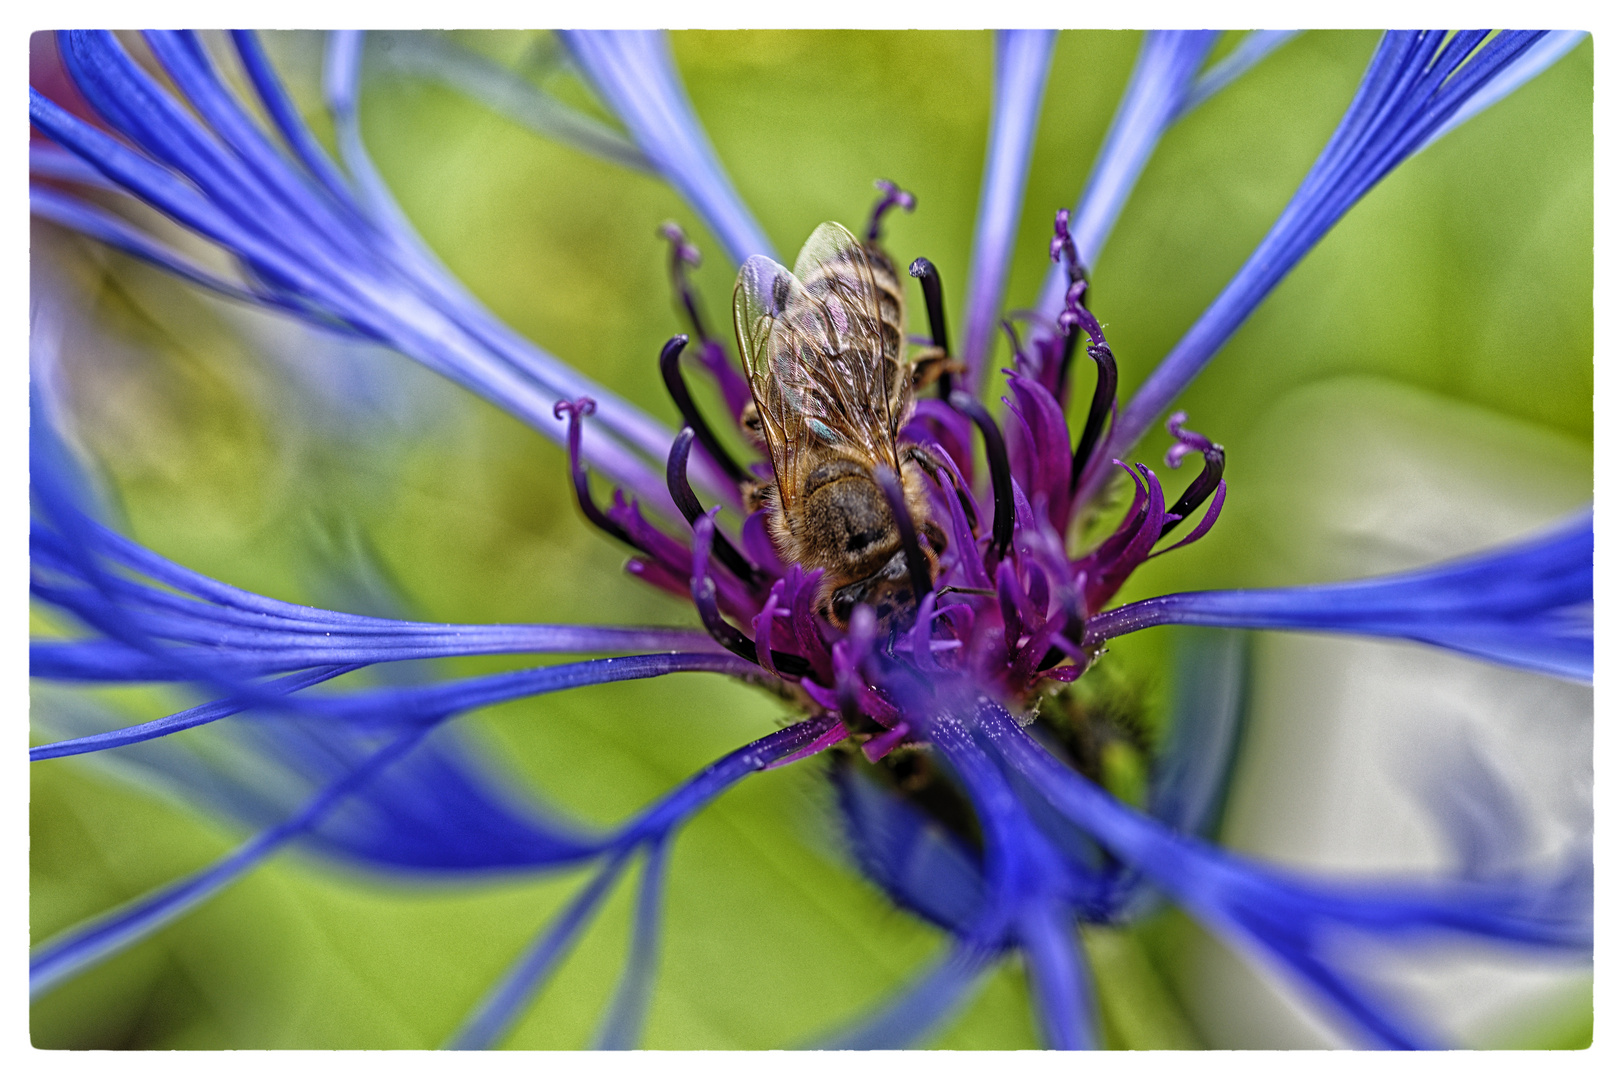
1089, 512, 1593, 682
447, 717, 838, 1048
1034, 31, 1218, 319
33, 31, 679, 504
592, 839, 672, 1050
814, 943, 995, 1049
1098, 30, 1567, 484
363, 31, 654, 174
1017, 902, 1099, 1049
1176, 30, 1301, 119
444, 855, 633, 1050
982, 705, 1591, 1048
31, 724, 432, 998
1420, 31, 1587, 150
832, 762, 987, 935
559, 31, 776, 265
961, 30, 1056, 387
1147, 629, 1250, 839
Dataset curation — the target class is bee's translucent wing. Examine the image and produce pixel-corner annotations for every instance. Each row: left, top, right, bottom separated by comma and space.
733, 223, 903, 519
794, 223, 910, 431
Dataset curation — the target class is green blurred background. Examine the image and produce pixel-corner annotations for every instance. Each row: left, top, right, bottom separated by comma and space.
30, 30, 1592, 1048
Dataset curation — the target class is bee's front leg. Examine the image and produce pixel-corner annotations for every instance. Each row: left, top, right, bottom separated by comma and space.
908, 346, 965, 393
739, 401, 768, 451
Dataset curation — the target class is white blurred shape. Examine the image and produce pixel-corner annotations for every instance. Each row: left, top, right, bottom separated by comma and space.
1178, 376, 1592, 1049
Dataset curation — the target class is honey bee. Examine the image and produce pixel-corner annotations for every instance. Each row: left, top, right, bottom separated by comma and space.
733, 222, 947, 629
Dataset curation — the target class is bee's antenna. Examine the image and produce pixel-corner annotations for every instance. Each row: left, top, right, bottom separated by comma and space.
659, 335, 752, 488
948, 391, 1015, 564
908, 257, 954, 400
666, 427, 764, 587
874, 466, 933, 609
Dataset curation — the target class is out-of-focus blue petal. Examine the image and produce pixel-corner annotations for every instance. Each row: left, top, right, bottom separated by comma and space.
559, 31, 776, 265
30, 183, 316, 314
815, 943, 994, 1050
1420, 30, 1587, 150
364, 31, 655, 174
31, 724, 432, 999
1034, 31, 1218, 319
983, 705, 1591, 1048
30, 664, 361, 760
1098, 31, 1560, 488
445, 855, 633, 1050
592, 839, 672, 1050
32, 31, 683, 504
448, 716, 838, 1048
1176, 30, 1301, 118
1088, 512, 1593, 683
1017, 902, 1098, 1050
831, 762, 986, 934
34, 691, 601, 875
961, 30, 1056, 388
1148, 629, 1250, 838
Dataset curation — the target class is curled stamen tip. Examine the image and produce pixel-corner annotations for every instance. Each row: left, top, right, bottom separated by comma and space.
553, 396, 597, 421
873, 177, 916, 210
1164, 410, 1219, 466
658, 222, 701, 266
1049, 208, 1075, 262
867, 180, 916, 241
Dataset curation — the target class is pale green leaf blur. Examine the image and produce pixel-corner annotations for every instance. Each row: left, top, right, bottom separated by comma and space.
30, 30, 1592, 1049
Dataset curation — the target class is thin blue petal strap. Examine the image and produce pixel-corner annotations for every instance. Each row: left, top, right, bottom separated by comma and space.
31, 724, 431, 998
1088, 511, 1593, 683
1017, 902, 1099, 1049
813, 943, 995, 1049
366, 31, 654, 174
592, 838, 672, 1050
960, 29, 1056, 389
444, 854, 633, 1050
559, 31, 776, 265
1095, 31, 1557, 490
29, 664, 362, 760
1176, 30, 1301, 118
1034, 31, 1218, 319
982, 707, 1589, 1048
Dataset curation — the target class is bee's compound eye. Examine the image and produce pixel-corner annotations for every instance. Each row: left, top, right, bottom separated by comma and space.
832, 593, 855, 624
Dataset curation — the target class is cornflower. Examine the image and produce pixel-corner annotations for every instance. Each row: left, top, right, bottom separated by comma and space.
29, 30, 1592, 1049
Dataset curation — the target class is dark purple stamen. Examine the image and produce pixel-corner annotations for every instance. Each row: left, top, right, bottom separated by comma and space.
556, 398, 638, 550
1035, 611, 1084, 673
1069, 344, 1118, 491
689, 513, 811, 678
659, 222, 713, 344
908, 257, 954, 399
865, 178, 916, 243
1050, 212, 1093, 399
1049, 208, 1089, 291
874, 465, 933, 610
1066, 285, 1118, 491
666, 428, 763, 586
1159, 412, 1227, 538
659, 335, 751, 487
948, 391, 1014, 562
